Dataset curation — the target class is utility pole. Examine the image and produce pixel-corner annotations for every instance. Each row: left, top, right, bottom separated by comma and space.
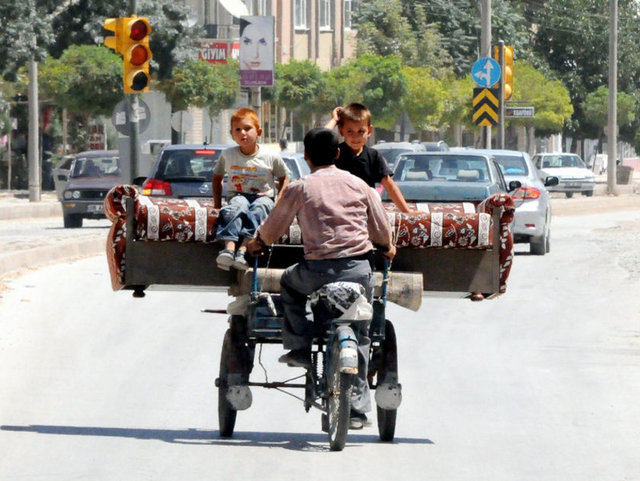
27, 0, 40, 202
128, 0, 140, 183
607, 0, 618, 195
497, 40, 505, 149
480, 0, 492, 149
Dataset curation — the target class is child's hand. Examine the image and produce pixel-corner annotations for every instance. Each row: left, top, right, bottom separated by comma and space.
331, 106, 343, 122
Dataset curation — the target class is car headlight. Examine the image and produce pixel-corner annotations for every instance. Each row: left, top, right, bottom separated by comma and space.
63, 190, 72, 200
72, 190, 80, 199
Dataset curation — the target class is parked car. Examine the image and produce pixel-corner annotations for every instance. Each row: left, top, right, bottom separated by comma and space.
422, 140, 449, 152
469, 149, 558, 255
141, 144, 229, 198
371, 141, 426, 168
281, 152, 310, 181
532, 152, 595, 198
55, 150, 123, 228
383, 152, 520, 203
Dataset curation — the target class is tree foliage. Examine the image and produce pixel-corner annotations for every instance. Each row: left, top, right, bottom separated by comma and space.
324, 54, 408, 129
401, 67, 446, 134
39, 45, 122, 117
582, 86, 636, 131
507, 60, 573, 136
160, 59, 239, 140
274, 60, 326, 123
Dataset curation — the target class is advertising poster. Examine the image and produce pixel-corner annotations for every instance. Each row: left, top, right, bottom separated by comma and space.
239, 16, 274, 87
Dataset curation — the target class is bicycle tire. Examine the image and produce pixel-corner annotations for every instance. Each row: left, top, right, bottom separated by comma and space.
327, 335, 353, 451
218, 329, 237, 438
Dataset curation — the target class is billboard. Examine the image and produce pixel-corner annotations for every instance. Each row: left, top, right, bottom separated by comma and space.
199, 41, 239, 64
239, 16, 274, 87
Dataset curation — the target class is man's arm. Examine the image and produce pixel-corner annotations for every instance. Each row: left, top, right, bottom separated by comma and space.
365, 186, 396, 259
212, 174, 224, 209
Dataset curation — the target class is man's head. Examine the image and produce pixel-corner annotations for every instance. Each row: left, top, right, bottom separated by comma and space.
304, 128, 339, 167
337, 103, 373, 155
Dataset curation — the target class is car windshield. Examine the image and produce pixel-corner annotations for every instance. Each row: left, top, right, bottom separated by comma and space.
157, 148, 223, 181
395, 154, 490, 183
70, 155, 120, 178
492, 155, 529, 176
541, 154, 586, 169
375, 148, 413, 166
282, 155, 308, 180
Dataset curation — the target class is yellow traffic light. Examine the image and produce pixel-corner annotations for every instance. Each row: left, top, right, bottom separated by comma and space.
103, 17, 123, 53
121, 16, 152, 94
493, 45, 514, 101
503, 45, 514, 100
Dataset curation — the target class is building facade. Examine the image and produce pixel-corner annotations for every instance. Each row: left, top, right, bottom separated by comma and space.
180, 0, 358, 144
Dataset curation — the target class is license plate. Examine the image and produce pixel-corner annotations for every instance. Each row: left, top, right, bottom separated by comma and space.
565, 182, 580, 188
88, 204, 104, 213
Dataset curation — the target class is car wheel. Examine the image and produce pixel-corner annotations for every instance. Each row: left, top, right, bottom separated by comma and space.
583, 190, 594, 197
63, 213, 83, 228
565, 192, 574, 198
530, 232, 547, 256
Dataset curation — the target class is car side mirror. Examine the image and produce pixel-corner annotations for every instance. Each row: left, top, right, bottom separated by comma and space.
544, 176, 559, 187
132, 176, 147, 186
508, 180, 522, 192
57, 174, 68, 181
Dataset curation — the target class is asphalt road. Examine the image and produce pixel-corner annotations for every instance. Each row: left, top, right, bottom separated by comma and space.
0, 206, 639, 480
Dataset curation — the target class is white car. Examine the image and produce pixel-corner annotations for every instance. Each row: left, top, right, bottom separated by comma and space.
532, 153, 595, 198
458, 149, 558, 255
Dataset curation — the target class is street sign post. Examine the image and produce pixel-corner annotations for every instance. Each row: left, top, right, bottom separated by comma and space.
505, 106, 535, 118
471, 57, 501, 88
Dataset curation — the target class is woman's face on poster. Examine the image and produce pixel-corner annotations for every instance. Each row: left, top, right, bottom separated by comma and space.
240, 22, 273, 70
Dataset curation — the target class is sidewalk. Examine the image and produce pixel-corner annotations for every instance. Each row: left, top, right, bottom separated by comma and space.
0, 191, 106, 280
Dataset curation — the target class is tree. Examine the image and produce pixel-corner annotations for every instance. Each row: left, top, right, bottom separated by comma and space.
159, 59, 240, 141
39, 45, 122, 117
582, 85, 636, 152
509, 60, 573, 137
273, 59, 326, 133
355, 0, 452, 75
401, 67, 446, 137
324, 54, 408, 129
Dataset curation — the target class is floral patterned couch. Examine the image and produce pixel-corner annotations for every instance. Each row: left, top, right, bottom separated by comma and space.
104, 185, 515, 297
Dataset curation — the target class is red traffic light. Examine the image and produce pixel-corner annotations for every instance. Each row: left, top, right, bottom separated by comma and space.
129, 44, 149, 66
129, 19, 149, 41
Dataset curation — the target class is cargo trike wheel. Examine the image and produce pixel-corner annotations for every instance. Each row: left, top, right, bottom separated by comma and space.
372, 320, 400, 442
326, 335, 353, 451
218, 329, 237, 438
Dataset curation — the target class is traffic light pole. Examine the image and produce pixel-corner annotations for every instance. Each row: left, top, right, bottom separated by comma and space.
128, 0, 140, 184
497, 40, 505, 150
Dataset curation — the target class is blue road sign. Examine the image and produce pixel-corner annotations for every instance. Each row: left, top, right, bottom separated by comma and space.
471, 57, 501, 88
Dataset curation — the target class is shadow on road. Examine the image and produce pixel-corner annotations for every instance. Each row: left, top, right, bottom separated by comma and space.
1, 424, 434, 451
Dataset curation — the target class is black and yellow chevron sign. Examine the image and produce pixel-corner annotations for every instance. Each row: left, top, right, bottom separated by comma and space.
472, 88, 499, 126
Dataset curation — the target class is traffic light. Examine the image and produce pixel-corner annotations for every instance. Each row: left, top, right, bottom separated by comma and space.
103, 17, 124, 53
503, 45, 514, 100
121, 16, 152, 94
493, 45, 514, 100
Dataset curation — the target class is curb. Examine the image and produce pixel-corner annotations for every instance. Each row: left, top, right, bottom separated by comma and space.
0, 202, 61, 220
0, 236, 105, 279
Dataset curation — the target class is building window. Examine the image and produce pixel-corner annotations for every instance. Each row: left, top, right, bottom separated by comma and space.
294, 0, 307, 29
319, 0, 332, 30
344, 0, 356, 29
257, 0, 271, 15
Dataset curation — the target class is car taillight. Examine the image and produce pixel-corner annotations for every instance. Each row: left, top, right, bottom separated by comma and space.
513, 186, 541, 200
142, 178, 172, 196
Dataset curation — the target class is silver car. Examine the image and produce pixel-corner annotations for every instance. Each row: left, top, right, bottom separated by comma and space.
532, 152, 595, 198
476, 149, 558, 255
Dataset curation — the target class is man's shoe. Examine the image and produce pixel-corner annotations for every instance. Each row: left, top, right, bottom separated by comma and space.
278, 349, 312, 369
349, 411, 369, 430
216, 249, 235, 271
232, 251, 249, 271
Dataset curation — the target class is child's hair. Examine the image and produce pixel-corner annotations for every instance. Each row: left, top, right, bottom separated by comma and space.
338, 103, 371, 127
231, 108, 261, 130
